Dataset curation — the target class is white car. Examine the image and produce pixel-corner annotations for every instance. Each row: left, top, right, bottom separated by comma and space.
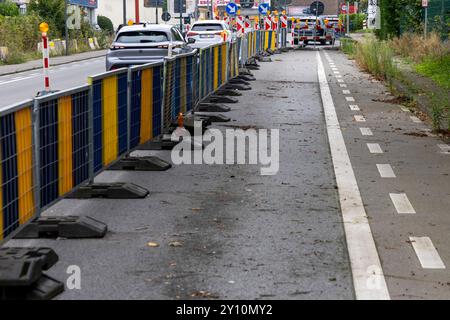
186, 20, 232, 48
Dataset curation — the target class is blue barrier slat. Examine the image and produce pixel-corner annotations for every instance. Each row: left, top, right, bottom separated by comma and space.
117, 73, 128, 155
0, 113, 19, 237
39, 100, 58, 208
71, 92, 90, 186
130, 70, 142, 149
93, 80, 103, 173
153, 66, 162, 137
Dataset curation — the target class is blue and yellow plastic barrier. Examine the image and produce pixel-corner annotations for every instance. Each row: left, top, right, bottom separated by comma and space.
263, 31, 277, 50
129, 62, 164, 150
36, 86, 91, 208
89, 70, 129, 174
0, 101, 36, 240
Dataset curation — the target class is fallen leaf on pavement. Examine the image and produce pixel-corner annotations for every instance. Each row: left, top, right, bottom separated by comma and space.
147, 242, 160, 248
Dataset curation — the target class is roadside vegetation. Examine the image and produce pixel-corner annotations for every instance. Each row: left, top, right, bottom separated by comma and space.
340, 0, 450, 132
0, 0, 114, 65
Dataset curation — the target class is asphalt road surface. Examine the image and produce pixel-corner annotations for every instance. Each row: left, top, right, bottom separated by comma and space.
0, 57, 105, 110
6, 47, 450, 300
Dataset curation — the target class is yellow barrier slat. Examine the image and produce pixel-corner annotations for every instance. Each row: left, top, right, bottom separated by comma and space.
214, 46, 219, 90
57, 96, 73, 196
140, 68, 153, 144
14, 107, 35, 225
102, 76, 118, 166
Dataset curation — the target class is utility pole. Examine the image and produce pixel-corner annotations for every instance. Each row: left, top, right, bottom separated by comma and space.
64, 0, 69, 56
135, 0, 140, 23
209, 0, 213, 19
123, 0, 127, 25
346, 1, 350, 36
179, 0, 183, 29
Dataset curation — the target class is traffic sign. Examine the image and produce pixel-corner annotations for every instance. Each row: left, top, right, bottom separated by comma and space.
226, 3, 238, 15
258, 3, 270, 15
161, 11, 171, 22
422, 0, 428, 7
310, 1, 325, 16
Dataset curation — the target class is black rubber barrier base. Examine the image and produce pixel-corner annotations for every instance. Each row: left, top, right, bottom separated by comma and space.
66, 183, 149, 199
194, 113, 231, 123
0, 247, 63, 300
207, 95, 239, 104
245, 65, 260, 70
238, 67, 253, 76
216, 89, 242, 97
237, 74, 256, 82
198, 103, 231, 112
14, 216, 107, 239
108, 156, 171, 171
229, 78, 251, 86
225, 83, 252, 91
257, 56, 272, 62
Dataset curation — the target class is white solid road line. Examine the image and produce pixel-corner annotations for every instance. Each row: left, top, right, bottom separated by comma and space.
410, 237, 446, 269
360, 128, 373, 136
349, 104, 360, 111
389, 193, 416, 214
410, 116, 422, 123
438, 144, 450, 154
354, 115, 366, 122
376, 164, 396, 178
317, 52, 390, 300
367, 143, 383, 154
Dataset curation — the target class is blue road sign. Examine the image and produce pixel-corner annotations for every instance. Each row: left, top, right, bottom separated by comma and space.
226, 3, 239, 15
258, 3, 270, 15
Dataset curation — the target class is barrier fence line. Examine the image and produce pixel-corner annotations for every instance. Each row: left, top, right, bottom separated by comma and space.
0, 35, 269, 245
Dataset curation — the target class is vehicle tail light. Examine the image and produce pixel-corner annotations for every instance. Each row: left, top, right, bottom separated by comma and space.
187, 32, 198, 37
110, 45, 125, 50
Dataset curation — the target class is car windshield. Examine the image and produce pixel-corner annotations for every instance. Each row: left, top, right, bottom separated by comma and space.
192, 24, 223, 32
116, 31, 169, 43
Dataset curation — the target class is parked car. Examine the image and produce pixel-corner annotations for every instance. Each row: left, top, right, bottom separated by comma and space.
185, 20, 233, 48
106, 24, 195, 71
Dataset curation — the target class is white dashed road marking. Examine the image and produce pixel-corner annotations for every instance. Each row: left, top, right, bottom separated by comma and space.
349, 105, 360, 111
438, 144, 450, 154
367, 143, 383, 154
317, 52, 390, 300
389, 193, 416, 214
360, 128, 373, 136
354, 115, 366, 122
376, 164, 396, 178
337, 79, 344, 83
410, 116, 422, 123
410, 237, 446, 269
340, 84, 347, 88
346, 97, 355, 102
343, 90, 351, 94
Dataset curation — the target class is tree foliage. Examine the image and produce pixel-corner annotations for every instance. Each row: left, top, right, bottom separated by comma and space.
97, 15, 114, 34
29, 0, 66, 37
0, 0, 19, 17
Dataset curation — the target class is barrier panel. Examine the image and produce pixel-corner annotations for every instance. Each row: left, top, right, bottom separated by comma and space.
263, 31, 277, 51
35, 86, 91, 209
129, 62, 164, 150
163, 52, 199, 129
89, 69, 129, 175
229, 41, 240, 79
0, 100, 36, 241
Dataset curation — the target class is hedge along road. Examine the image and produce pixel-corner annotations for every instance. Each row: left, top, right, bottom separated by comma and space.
0, 57, 105, 110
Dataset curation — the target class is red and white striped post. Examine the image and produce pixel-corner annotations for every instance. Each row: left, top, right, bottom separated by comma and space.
39, 22, 51, 92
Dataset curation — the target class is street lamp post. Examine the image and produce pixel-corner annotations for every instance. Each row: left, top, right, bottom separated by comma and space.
123, 0, 127, 25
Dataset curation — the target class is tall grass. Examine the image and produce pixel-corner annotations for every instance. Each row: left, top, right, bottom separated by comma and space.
389, 32, 450, 63
354, 39, 397, 80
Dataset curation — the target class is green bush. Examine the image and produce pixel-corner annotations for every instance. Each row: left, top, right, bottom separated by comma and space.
29, 0, 65, 38
339, 13, 367, 32
97, 15, 114, 34
0, 1, 19, 17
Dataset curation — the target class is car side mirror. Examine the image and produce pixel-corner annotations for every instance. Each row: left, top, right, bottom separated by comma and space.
187, 38, 196, 44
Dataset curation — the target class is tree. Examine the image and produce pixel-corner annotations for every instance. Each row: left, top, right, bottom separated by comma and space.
0, 1, 19, 17
29, 0, 65, 36
97, 15, 114, 34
